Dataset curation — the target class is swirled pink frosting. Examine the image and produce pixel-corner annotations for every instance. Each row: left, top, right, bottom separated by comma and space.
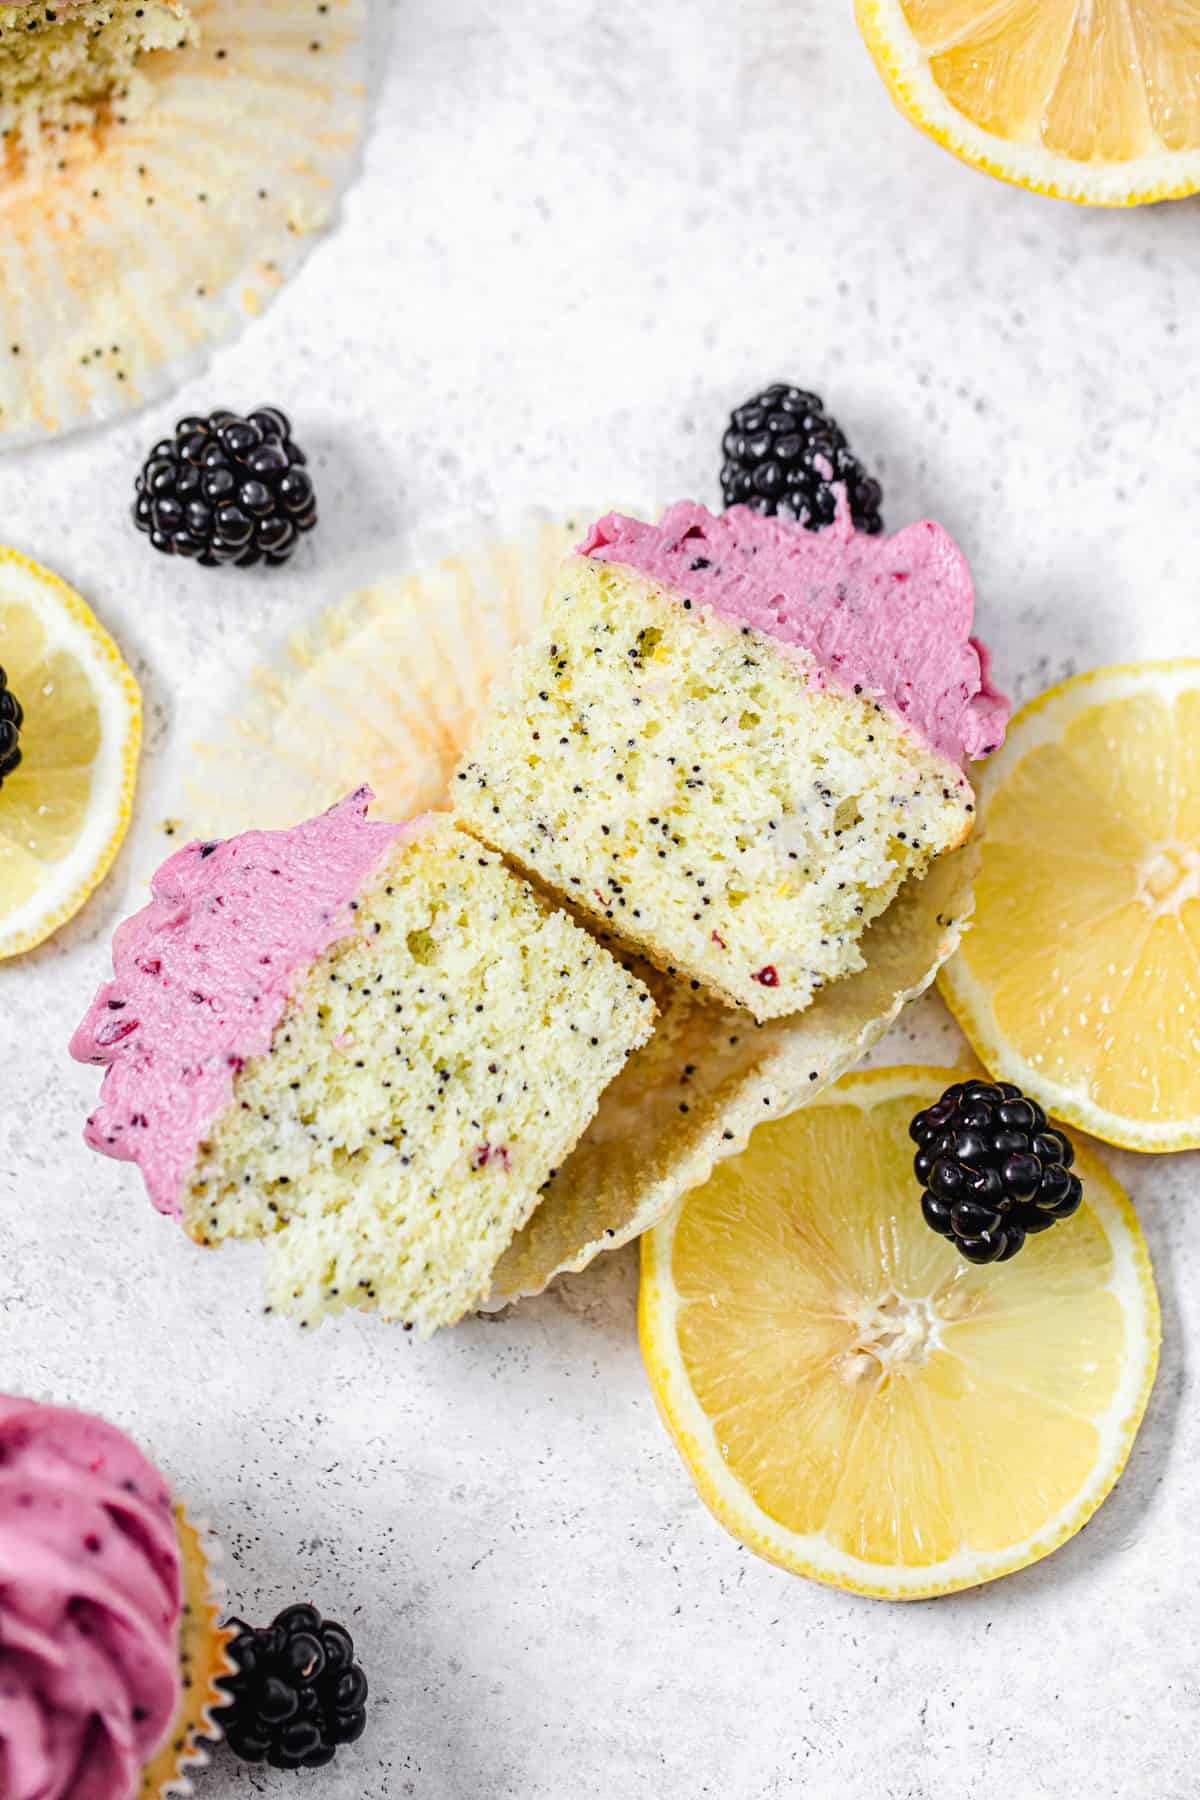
0, 1397, 183, 1800
580, 501, 1009, 764
70, 787, 405, 1218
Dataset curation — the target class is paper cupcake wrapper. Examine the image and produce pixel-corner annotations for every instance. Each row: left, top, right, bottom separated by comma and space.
181, 513, 979, 1307
183, 513, 583, 839
0, 0, 367, 447
487, 840, 976, 1303
138, 1508, 234, 1800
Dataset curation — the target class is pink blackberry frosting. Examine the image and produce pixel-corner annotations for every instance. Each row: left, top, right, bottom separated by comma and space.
0, 1396, 183, 1800
70, 787, 406, 1218
580, 501, 1009, 764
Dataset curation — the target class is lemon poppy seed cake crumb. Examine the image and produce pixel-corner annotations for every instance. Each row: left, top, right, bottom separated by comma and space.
72, 797, 655, 1336
0, 1, 196, 133
455, 503, 1007, 1024
184, 823, 654, 1331
455, 560, 971, 1021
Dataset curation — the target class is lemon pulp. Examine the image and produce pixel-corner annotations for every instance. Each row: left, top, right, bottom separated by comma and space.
640, 1068, 1159, 1597
857, 0, 1200, 204
942, 662, 1200, 1151
0, 548, 140, 957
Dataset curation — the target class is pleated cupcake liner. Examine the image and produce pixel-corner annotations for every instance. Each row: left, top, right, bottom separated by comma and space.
181, 511, 585, 840
178, 509, 980, 1309
486, 841, 977, 1305
138, 1507, 236, 1799
0, 0, 368, 447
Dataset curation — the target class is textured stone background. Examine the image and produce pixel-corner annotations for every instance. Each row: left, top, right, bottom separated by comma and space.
2, 2, 1199, 1795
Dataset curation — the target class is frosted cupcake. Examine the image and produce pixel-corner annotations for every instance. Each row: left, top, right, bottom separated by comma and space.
72, 790, 655, 1334
455, 499, 1008, 1021
0, 1394, 228, 1799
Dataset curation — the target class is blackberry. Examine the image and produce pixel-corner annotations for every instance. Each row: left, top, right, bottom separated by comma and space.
0, 665, 22, 789
133, 407, 317, 567
910, 1079, 1082, 1264
720, 384, 883, 533
215, 1603, 368, 1771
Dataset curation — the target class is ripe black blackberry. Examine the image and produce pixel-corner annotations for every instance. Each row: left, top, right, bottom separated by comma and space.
133, 407, 317, 567
910, 1078, 1082, 1264
0, 664, 23, 788
720, 384, 883, 533
216, 1603, 368, 1771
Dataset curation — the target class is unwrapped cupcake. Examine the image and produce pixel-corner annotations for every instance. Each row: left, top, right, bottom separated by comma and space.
455, 499, 1008, 1019
71, 791, 655, 1334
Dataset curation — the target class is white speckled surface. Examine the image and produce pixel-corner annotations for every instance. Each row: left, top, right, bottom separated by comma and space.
1, 3, 1199, 1795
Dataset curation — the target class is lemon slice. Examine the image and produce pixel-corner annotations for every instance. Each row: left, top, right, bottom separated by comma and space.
940, 661, 1200, 1153
855, 0, 1200, 206
640, 1067, 1159, 1599
0, 548, 141, 958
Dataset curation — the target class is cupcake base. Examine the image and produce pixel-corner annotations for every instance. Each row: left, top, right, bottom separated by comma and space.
138, 1509, 233, 1799
487, 840, 977, 1304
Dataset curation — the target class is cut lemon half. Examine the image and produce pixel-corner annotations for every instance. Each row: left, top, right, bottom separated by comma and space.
941, 661, 1200, 1153
639, 1068, 1159, 1600
855, 0, 1200, 206
0, 548, 141, 958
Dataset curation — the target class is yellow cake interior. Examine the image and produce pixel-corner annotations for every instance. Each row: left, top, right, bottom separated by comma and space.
0, 2, 195, 133
182, 819, 655, 1336
456, 557, 974, 1021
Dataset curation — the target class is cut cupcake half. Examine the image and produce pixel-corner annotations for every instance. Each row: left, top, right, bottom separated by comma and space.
0, 0, 367, 446
178, 515, 989, 1310
455, 501, 1007, 1021
71, 791, 655, 1334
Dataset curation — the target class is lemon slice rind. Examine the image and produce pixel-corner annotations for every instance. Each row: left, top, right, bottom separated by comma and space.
639, 1067, 1160, 1600
0, 548, 142, 959
940, 660, 1200, 1153
175, 514, 979, 1306
855, 0, 1200, 208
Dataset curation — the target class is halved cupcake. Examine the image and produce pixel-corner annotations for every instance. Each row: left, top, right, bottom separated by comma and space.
0, 1394, 228, 1800
71, 790, 655, 1334
0, 3, 196, 136
171, 512, 985, 1306
455, 500, 1008, 1022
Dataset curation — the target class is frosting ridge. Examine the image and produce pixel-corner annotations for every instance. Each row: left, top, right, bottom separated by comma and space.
70, 787, 405, 1217
0, 1396, 182, 1800
580, 500, 1009, 763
